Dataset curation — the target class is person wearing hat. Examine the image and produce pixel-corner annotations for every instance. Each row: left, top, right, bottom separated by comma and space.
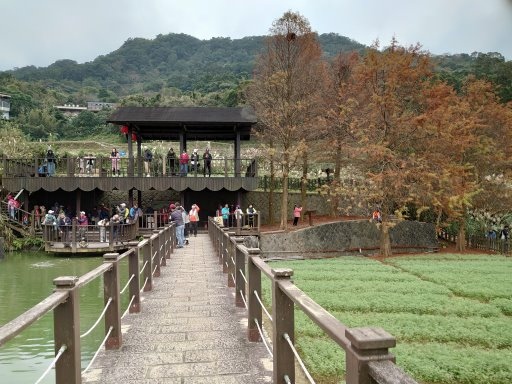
169, 203, 185, 247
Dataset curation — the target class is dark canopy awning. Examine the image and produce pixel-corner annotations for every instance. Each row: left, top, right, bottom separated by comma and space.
107, 106, 257, 141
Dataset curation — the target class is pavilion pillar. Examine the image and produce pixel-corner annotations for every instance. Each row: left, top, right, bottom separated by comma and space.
128, 189, 134, 207
127, 126, 134, 176
137, 139, 142, 176
235, 128, 241, 177
75, 190, 81, 215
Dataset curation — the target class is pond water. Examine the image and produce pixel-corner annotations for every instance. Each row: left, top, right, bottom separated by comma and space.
0, 251, 127, 383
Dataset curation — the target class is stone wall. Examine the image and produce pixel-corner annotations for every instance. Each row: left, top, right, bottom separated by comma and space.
260, 220, 438, 258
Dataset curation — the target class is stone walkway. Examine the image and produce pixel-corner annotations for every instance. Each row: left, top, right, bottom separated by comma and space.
82, 234, 272, 384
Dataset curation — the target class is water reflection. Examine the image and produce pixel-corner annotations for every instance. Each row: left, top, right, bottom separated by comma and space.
0, 251, 129, 383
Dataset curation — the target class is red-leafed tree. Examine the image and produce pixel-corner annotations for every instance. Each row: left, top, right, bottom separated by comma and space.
246, 11, 328, 229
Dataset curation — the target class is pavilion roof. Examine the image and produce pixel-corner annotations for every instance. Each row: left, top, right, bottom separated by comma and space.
107, 106, 257, 141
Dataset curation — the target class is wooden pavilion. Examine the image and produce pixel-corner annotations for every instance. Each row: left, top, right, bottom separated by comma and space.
2, 107, 260, 224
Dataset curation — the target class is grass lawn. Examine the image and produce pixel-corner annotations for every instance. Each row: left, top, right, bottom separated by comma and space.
262, 254, 512, 384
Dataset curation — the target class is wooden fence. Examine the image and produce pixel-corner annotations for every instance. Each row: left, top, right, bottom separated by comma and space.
209, 217, 418, 384
0, 224, 175, 383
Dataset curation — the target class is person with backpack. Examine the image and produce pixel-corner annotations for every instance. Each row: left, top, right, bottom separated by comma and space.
203, 148, 212, 177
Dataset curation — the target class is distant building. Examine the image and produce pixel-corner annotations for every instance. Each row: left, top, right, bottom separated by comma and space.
54, 101, 118, 117
54, 104, 87, 117
0, 93, 11, 120
87, 101, 118, 111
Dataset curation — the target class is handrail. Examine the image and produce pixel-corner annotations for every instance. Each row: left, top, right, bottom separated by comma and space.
0, 291, 68, 346
2, 155, 258, 178
208, 216, 419, 384
0, 222, 175, 383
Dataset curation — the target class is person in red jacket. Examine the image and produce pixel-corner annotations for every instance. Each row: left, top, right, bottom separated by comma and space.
179, 150, 189, 177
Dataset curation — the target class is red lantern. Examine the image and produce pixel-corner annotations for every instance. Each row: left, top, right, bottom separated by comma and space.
131, 133, 137, 142
120, 125, 129, 134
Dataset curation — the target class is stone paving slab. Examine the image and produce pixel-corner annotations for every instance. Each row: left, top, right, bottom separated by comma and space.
82, 234, 272, 383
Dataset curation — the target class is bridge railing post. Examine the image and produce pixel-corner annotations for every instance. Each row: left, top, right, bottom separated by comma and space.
127, 241, 141, 313
227, 233, 236, 287
345, 327, 396, 384
234, 241, 246, 308
155, 229, 165, 267
272, 268, 295, 384
142, 235, 153, 291
151, 232, 161, 277
222, 230, 230, 273
247, 250, 262, 342
103, 253, 122, 349
53, 276, 81, 384
164, 224, 171, 259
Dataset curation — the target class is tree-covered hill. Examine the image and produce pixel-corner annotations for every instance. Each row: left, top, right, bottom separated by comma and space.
4, 33, 366, 99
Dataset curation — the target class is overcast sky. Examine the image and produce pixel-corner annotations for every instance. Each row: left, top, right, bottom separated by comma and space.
1, 0, 511, 71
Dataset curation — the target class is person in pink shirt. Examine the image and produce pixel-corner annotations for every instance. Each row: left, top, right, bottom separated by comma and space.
77, 211, 89, 242
189, 204, 200, 236
293, 204, 302, 226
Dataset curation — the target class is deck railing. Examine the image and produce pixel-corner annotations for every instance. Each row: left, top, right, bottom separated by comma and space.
42, 220, 138, 252
2, 155, 258, 178
0, 223, 175, 384
208, 218, 418, 384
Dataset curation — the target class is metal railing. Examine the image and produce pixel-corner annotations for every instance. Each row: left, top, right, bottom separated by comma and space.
208, 217, 419, 384
2, 156, 258, 178
0, 223, 175, 384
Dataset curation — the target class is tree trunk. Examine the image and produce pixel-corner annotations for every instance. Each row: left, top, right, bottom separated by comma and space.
280, 162, 289, 231
300, 154, 308, 217
332, 141, 342, 216
456, 220, 466, 252
268, 159, 275, 225
379, 221, 392, 257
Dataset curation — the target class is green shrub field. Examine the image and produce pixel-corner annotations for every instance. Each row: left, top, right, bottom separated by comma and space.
263, 254, 512, 383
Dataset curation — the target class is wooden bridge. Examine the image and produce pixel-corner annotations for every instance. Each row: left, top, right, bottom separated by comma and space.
0, 220, 419, 383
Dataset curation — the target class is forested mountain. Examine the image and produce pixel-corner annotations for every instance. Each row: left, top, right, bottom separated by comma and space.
0, 32, 510, 142
4, 33, 365, 99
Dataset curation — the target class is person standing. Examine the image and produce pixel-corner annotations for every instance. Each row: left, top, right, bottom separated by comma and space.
110, 147, 120, 176
221, 204, 230, 227
234, 205, 243, 228
246, 204, 257, 227
203, 148, 212, 177
169, 204, 185, 248
46, 146, 56, 176
179, 150, 189, 177
293, 204, 302, 226
167, 148, 176, 176
190, 149, 200, 173
189, 204, 200, 237
143, 146, 153, 176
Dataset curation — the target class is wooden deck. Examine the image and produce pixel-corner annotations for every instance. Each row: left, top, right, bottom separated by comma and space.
47, 241, 131, 255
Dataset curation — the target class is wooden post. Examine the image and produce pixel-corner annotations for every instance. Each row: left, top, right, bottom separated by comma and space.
234, 240, 246, 308
127, 242, 141, 313
151, 232, 161, 276
71, 218, 77, 253
143, 237, 153, 291
272, 268, 295, 384
227, 234, 236, 287
345, 327, 396, 384
247, 249, 262, 342
53, 276, 81, 384
103, 253, 122, 349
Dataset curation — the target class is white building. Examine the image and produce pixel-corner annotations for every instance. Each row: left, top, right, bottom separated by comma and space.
0, 93, 11, 119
